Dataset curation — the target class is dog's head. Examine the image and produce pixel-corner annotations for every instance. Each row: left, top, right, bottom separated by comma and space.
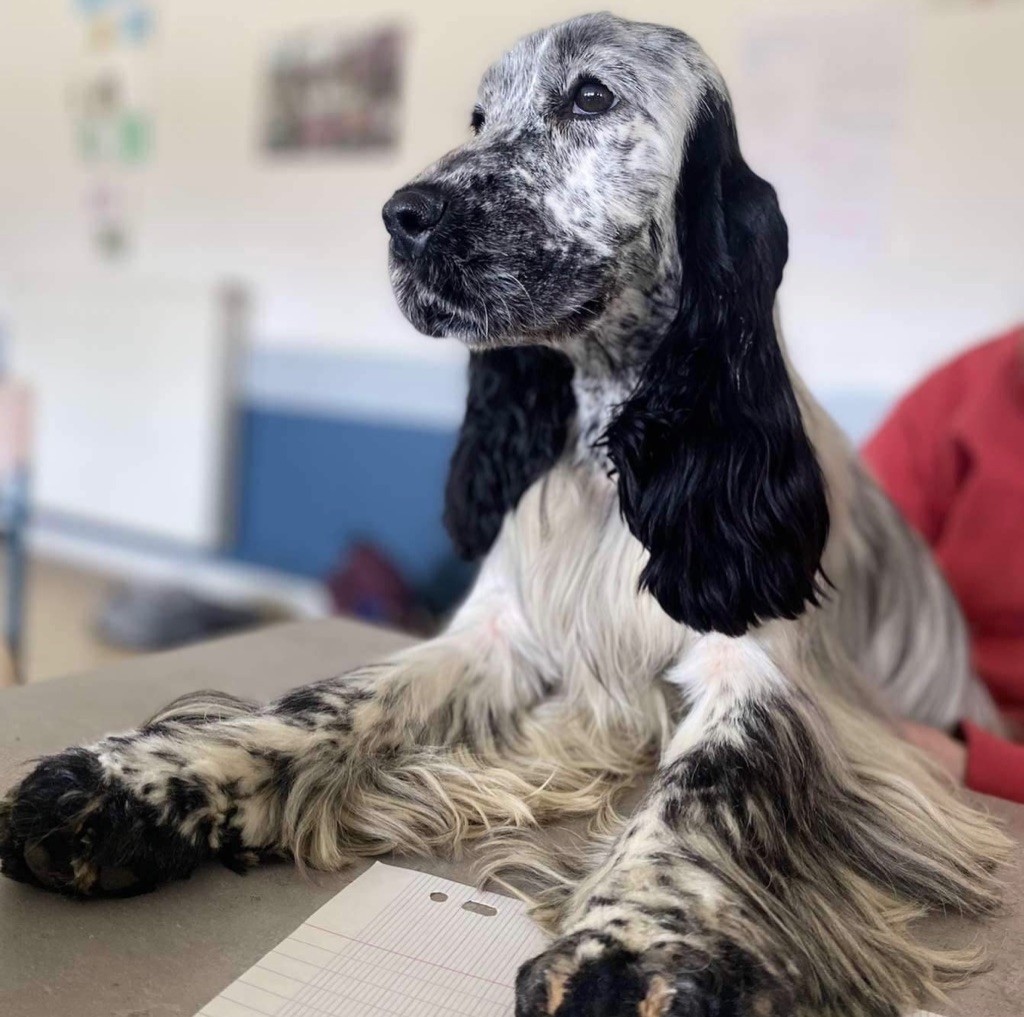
385, 13, 829, 636
384, 13, 702, 348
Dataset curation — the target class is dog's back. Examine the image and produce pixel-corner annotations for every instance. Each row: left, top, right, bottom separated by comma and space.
801, 388, 1002, 730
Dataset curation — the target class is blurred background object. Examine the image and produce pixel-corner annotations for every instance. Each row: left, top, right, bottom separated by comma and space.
95, 581, 269, 650
264, 23, 404, 153
0, 379, 33, 684
0, 0, 1020, 682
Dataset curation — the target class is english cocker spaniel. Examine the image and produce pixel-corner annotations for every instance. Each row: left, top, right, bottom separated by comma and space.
1, 14, 1009, 1017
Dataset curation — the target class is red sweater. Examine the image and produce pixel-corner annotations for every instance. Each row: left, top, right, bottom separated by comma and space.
862, 326, 1024, 803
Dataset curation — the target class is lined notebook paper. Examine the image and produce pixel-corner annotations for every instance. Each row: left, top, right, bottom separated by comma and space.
195, 863, 548, 1017
194, 861, 947, 1017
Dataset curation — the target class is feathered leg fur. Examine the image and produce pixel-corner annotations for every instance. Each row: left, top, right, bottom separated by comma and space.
0, 617, 651, 897
515, 634, 1009, 1017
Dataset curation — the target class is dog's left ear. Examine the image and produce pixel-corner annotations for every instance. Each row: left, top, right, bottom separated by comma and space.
604, 88, 829, 636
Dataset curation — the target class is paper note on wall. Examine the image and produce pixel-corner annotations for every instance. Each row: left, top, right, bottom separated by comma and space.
732, 6, 914, 265
68, 0, 157, 258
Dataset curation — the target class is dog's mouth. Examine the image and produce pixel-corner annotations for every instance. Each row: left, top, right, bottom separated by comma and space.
389, 261, 492, 342
390, 253, 612, 350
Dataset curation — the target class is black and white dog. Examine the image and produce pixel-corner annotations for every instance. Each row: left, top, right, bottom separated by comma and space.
1, 14, 1008, 1017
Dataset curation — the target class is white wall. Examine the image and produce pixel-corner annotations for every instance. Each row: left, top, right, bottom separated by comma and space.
1, 0, 1022, 394
11, 277, 231, 545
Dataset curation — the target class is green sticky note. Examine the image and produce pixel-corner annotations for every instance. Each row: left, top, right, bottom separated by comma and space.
120, 112, 152, 164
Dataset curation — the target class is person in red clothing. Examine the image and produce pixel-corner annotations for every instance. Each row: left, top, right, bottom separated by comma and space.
862, 324, 1024, 802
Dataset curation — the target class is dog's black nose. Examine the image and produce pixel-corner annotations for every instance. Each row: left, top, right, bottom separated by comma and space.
382, 186, 448, 259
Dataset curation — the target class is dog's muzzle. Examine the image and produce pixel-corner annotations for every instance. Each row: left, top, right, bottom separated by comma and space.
382, 185, 449, 261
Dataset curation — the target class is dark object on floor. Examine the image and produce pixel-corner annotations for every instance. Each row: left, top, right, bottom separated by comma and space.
327, 541, 476, 634
96, 583, 264, 651
327, 541, 430, 632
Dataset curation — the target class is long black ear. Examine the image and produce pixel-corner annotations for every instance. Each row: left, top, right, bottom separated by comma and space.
604, 89, 829, 636
444, 346, 576, 559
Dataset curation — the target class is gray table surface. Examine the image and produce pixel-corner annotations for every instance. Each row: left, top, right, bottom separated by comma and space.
0, 618, 1021, 1017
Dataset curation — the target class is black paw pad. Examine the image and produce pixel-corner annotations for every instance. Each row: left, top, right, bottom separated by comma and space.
517, 941, 668, 1017
514, 934, 774, 1017
0, 747, 204, 897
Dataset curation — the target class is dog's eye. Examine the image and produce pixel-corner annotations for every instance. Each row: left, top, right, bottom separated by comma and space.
572, 80, 616, 116
471, 107, 485, 134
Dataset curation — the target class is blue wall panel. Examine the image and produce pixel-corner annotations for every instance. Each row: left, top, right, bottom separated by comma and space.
232, 408, 460, 584
229, 343, 891, 590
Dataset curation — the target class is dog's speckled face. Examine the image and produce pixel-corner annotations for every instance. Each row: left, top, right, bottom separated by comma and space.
383, 13, 717, 350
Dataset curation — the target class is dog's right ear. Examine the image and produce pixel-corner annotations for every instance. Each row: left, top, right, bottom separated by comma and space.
603, 86, 829, 636
444, 346, 576, 559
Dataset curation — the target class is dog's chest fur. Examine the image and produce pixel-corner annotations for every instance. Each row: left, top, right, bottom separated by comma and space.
475, 460, 689, 700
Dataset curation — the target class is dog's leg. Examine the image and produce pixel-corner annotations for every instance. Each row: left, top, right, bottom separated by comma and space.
0, 604, 648, 898
516, 634, 1008, 1017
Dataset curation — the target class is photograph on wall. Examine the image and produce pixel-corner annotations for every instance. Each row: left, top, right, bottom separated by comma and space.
264, 24, 404, 154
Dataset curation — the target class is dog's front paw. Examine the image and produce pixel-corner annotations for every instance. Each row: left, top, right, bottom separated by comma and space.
0, 747, 204, 897
516, 929, 786, 1017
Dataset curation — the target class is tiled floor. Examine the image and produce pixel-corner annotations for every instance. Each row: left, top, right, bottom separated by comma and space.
0, 552, 312, 686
